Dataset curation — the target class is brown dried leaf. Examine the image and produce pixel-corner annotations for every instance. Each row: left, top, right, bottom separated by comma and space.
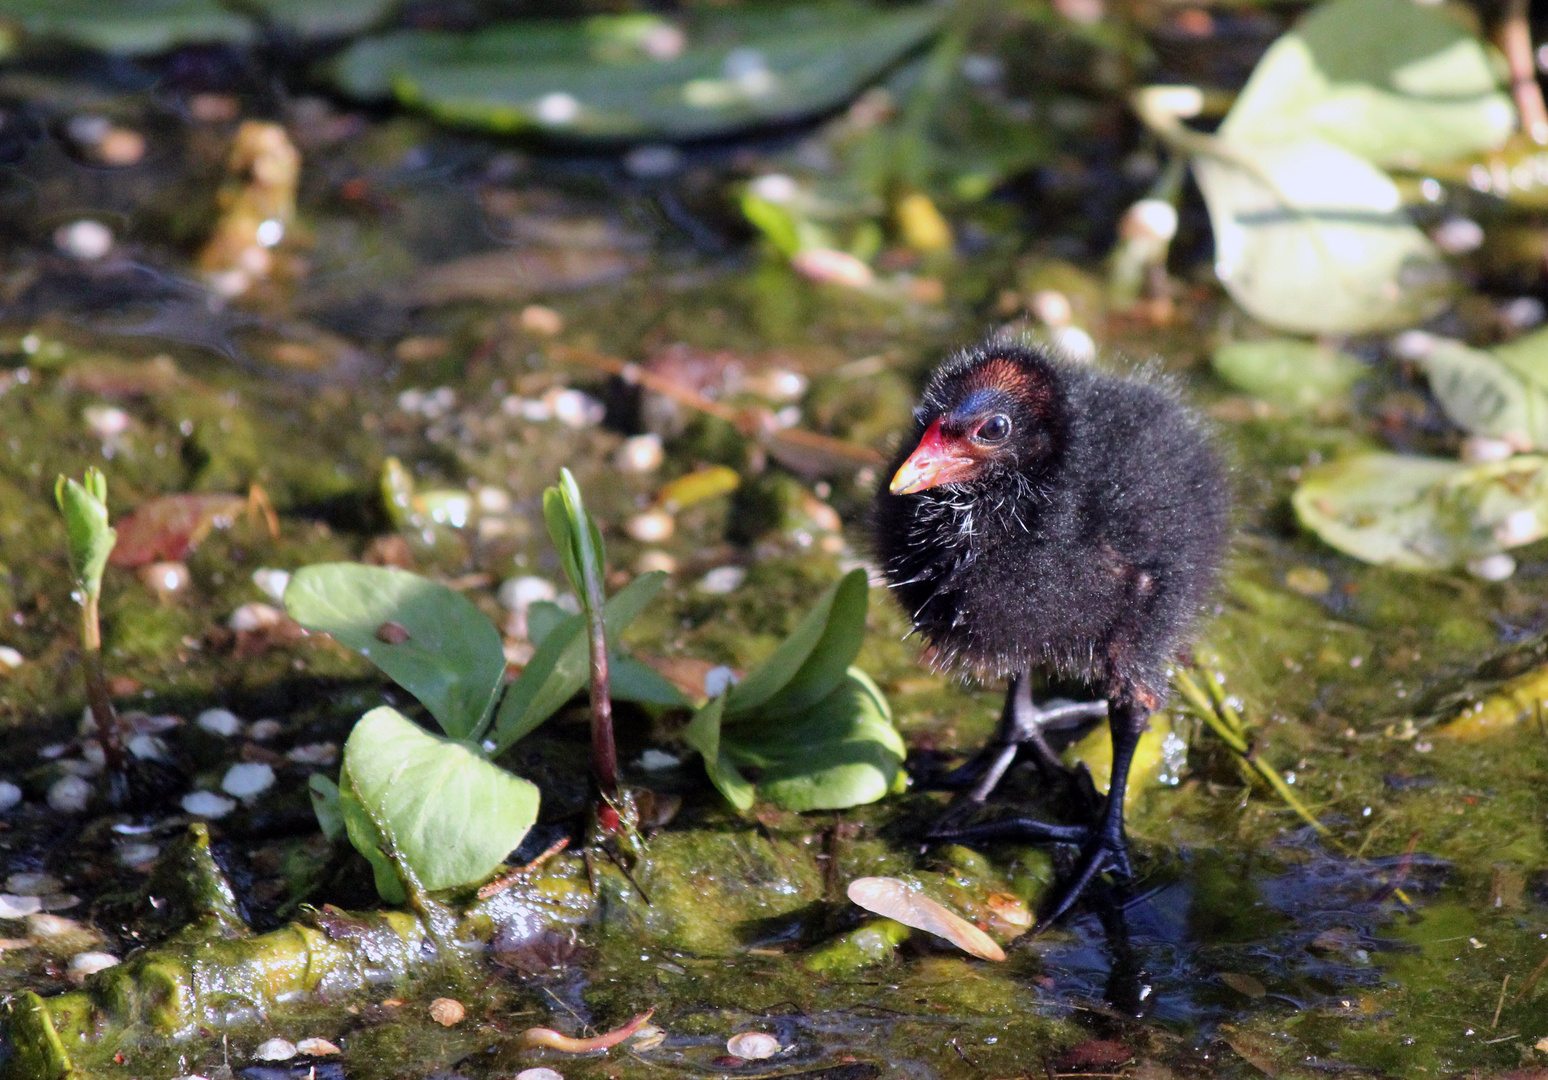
846, 877, 1005, 961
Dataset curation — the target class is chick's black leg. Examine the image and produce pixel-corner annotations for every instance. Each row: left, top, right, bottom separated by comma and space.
1033, 692, 1148, 929
933, 669, 1108, 799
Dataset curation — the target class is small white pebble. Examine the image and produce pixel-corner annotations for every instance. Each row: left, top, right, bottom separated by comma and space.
47, 776, 91, 814
1391, 330, 1440, 361
126, 735, 164, 761
229, 602, 283, 632
623, 143, 681, 179
791, 248, 873, 288
1120, 198, 1178, 244
6, 873, 59, 895
1500, 296, 1545, 330
498, 576, 557, 613
519, 304, 564, 336
181, 791, 236, 819
54, 219, 114, 261
254, 219, 285, 248
1467, 552, 1516, 581
1030, 290, 1072, 328
286, 742, 337, 765
615, 433, 664, 473
1432, 217, 1485, 255
197, 708, 244, 737
475, 486, 512, 515
1496, 508, 1540, 546
636, 550, 677, 575
40, 742, 71, 760
545, 388, 604, 428
140, 561, 190, 594
296, 1038, 342, 1056
696, 566, 746, 595
0, 782, 22, 812
637, 749, 681, 771
1052, 326, 1097, 364
117, 843, 158, 867
251, 568, 290, 602
84, 404, 130, 440
726, 1031, 781, 1060
1460, 436, 1514, 464
516, 1070, 565, 1080
170, 1075, 211, 1080
247, 719, 282, 741
749, 173, 798, 204
221, 762, 275, 799
0, 646, 23, 669
67, 951, 118, 982
704, 665, 739, 696
255, 1037, 297, 1061
625, 511, 674, 543
0, 894, 42, 919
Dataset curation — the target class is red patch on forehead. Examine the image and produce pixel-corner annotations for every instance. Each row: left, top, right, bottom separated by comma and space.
969, 355, 1052, 410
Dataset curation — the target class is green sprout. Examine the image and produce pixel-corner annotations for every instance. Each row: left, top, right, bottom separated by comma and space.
54, 468, 125, 773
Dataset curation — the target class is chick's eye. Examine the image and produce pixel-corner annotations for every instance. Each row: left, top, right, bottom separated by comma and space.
975, 414, 1011, 444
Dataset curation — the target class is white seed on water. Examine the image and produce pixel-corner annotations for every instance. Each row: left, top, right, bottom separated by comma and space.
296, 1038, 342, 1056
545, 387, 604, 428
1467, 552, 1516, 581
84, 404, 130, 440
67, 951, 118, 982
251, 568, 290, 601
519, 304, 564, 336
625, 511, 674, 543
181, 791, 236, 818
624, 143, 682, 179
54, 219, 113, 261
0, 646, 20, 669
47, 776, 91, 814
0, 782, 23, 812
635, 550, 677, 575
1030, 289, 1072, 328
4, 872, 57, 897
229, 602, 283, 632
140, 561, 190, 594
197, 708, 244, 737
1052, 326, 1097, 364
1495, 508, 1540, 547
221, 763, 275, 798
286, 742, 337, 765
1119, 198, 1178, 244
0, 894, 42, 919
637, 749, 681, 771
1431, 217, 1485, 254
247, 718, 282, 741
748, 174, 798, 204
126, 735, 165, 760
615, 434, 664, 473
535, 92, 580, 125
516, 1070, 565, 1080
255, 1037, 297, 1061
696, 566, 746, 595
1390, 330, 1440, 361
475, 486, 512, 515
726, 1032, 781, 1060
1500, 296, 1546, 330
791, 248, 873, 288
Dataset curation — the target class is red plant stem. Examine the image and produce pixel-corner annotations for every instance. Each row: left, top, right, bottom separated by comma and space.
1501, 0, 1548, 145
81, 594, 125, 774
581, 558, 617, 802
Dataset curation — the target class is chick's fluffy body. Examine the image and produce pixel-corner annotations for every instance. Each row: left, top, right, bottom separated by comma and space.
872, 344, 1229, 701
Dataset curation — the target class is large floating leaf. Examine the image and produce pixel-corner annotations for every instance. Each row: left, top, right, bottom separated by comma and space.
284, 563, 506, 741
1192, 137, 1450, 335
1220, 0, 1514, 169
1211, 338, 1365, 413
341, 706, 539, 900
1292, 452, 1548, 570
1416, 339, 1544, 451
0, 0, 396, 52
330, 3, 944, 140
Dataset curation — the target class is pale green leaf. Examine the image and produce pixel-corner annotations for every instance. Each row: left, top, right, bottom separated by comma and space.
1211, 338, 1365, 413
684, 695, 755, 811
54, 471, 117, 600
341, 706, 539, 895
726, 570, 859, 715
283, 564, 506, 740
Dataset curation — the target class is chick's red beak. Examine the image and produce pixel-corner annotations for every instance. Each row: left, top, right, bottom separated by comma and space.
890, 418, 978, 494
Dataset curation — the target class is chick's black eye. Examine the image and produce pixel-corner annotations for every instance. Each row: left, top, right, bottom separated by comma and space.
975, 414, 1011, 443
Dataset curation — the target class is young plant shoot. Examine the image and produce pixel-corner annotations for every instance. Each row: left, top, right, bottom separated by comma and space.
55, 469, 127, 774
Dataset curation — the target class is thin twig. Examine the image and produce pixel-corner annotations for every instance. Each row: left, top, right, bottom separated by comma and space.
476, 836, 570, 899
1492, 974, 1510, 1028
1510, 949, 1548, 1003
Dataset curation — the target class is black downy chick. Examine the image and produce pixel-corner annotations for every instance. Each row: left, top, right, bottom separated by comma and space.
873, 342, 1230, 927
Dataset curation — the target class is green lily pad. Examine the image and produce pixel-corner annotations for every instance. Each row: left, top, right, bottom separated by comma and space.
340, 706, 539, 900
1292, 452, 1548, 569
1211, 338, 1366, 413
283, 563, 506, 741
330, 3, 944, 141
1192, 136, 1450, 335
0, 0, 254, 53
1220, 0, 1514, 169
